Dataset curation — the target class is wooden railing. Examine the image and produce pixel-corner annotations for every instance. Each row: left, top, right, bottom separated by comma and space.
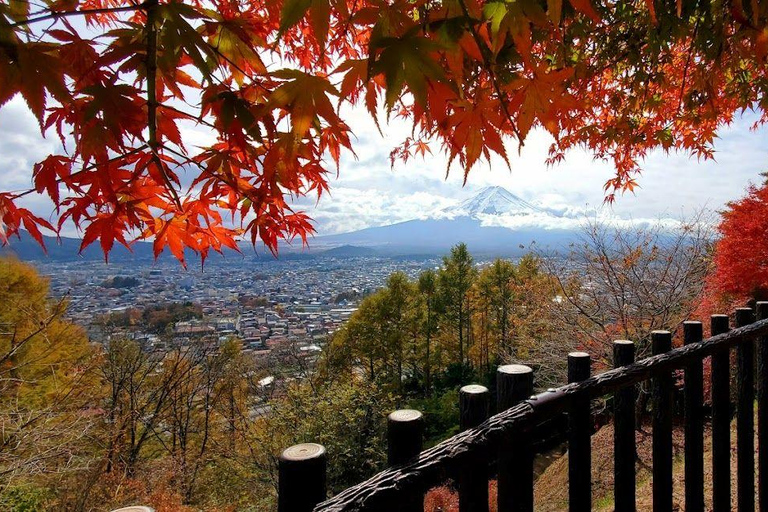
278, 303, 768, 511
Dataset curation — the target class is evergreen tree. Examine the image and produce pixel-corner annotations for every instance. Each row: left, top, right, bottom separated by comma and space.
439, 244, 476, 368
417, 270, 438, 395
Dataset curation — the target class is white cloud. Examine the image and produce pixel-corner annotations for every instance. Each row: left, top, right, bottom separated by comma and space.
301, 107, 766, 234
1, 92, 766, 239
475, 209, 686, 231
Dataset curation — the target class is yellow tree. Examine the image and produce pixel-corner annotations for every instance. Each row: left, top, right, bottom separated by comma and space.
0, 257, 95, 495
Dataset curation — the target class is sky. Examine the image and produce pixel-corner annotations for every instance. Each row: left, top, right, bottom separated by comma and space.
1, 93, 766, 237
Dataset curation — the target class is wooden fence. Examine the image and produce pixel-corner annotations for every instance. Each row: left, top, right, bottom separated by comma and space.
277, 303, 768, 511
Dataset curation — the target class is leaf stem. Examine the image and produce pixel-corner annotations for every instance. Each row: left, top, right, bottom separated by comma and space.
456, 0, 524, 143
144, 0, 181, 209
9, 4, 145, 28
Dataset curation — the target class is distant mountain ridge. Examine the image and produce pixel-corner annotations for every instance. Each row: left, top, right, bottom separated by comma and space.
2, 186, 580, 262
439, 186, 553, 218
312, 186, 580, 256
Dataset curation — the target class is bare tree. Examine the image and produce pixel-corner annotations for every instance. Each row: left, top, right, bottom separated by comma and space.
539, 213, 713, 416
543, 212, 713, 361
0, 260, 98, 492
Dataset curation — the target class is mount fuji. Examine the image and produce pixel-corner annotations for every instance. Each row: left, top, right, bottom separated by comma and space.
0, 187, 579, 262
313, 186, 580, 256
440, 186, 551, 217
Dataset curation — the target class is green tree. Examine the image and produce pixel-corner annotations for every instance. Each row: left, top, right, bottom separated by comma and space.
439, 244, 477, 368
472, 267, 496, 370
248, 378, 396, 497
417, 270, 438, 395
381, 272, 414, 391
0, 258, 95, 504
488, 259, 516, 358
325, 293, 386, 384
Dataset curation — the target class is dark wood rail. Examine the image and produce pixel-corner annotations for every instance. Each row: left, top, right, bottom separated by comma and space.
278, 306, 768, 512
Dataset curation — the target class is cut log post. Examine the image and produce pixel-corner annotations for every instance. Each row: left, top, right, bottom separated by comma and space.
757, 302, 768, 512
497, 364, 534, 512
459, 385, 490, 512
711, 314, 731, 512
684, 321, 704, 512
568, 352, 591, 512
652, 330, 673, 512
387, 409, 424, 512
278, 443, 327, 512
736, 307, 756, 512
613, 340, 636, 512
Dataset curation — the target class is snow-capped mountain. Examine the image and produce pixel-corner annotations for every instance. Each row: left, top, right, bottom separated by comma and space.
440, 186, 552, 218
313, 186, 578, 256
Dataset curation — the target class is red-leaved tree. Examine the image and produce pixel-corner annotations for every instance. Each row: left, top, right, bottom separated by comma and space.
706, 179, 768, 303
3, 0, 768, 263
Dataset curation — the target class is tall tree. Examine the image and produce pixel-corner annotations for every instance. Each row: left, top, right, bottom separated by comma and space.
3, 1, 768, 260
706, 179, 768, 302
488, 258, 516, 360
439, 243, 476, 367
381, 272, 413, 391
324, 277, 418, 392
417, 269, 438, 395
0, 258, 95, 490
471, 268, 496, 370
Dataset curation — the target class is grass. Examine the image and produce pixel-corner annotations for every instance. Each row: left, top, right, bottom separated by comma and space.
424, 413, 755, 511
534, 415, 751, 511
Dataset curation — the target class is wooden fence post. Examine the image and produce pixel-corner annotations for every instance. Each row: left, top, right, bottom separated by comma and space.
459, 385, 490, 512
711, 314, 731, 511
387, 409, 424, 512
613, 340, 636, 512
568, 352, 591, 512
757, 302, 768, 512
684, 321, 704, 512
736, 307, 756, 512
278, 443, 327, 512
497, 364, 534, 512
652, 330, 673, 512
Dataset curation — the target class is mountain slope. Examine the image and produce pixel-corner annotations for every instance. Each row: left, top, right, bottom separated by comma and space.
2, 187, 578, 261
314, 186, 578, 255
440, 186, 552, 218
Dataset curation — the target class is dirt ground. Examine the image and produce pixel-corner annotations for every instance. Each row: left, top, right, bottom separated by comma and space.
534, 417, 750, 511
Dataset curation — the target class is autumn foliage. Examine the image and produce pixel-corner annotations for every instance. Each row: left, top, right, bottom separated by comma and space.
706, 180, 768, 303
2, 0, 768, 262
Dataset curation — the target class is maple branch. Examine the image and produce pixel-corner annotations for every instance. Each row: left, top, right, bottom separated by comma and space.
677, 19, 700, 116
456, 0, 523, 143
9, 4, 145, 28
162, 146, 247, 202
145, 0, 158, 157
205, 37, 271, 94
143, 0, 181, 209
68, 146, 149, 185
160, 104, 219, 132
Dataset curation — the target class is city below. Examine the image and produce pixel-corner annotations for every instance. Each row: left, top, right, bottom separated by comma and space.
36, 255, 443, 357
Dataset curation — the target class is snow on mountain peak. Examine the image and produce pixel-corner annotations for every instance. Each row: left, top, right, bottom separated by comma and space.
441, 186, 551, 218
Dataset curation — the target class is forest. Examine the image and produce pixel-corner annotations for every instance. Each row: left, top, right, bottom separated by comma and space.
1, 209, 743, 511
4, 0, 768, 509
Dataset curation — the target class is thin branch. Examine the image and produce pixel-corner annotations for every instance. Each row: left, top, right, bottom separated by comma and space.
9, 4, 145, 28
143, 0, 181, 209
456, 0, 524, 142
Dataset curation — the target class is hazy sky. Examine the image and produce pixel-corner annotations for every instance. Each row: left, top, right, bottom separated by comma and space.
1, 94, 766, 237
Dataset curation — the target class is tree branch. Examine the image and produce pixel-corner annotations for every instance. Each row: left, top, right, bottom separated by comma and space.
143, 0, 181, 209
9, 4, 145, 28
456, 0, 524, 143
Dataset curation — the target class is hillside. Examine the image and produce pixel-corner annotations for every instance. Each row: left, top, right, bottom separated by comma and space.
534, 418, 751, 511
314, 186, 580, 255
426, 418, 750, 511
318, 245, 379, 258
